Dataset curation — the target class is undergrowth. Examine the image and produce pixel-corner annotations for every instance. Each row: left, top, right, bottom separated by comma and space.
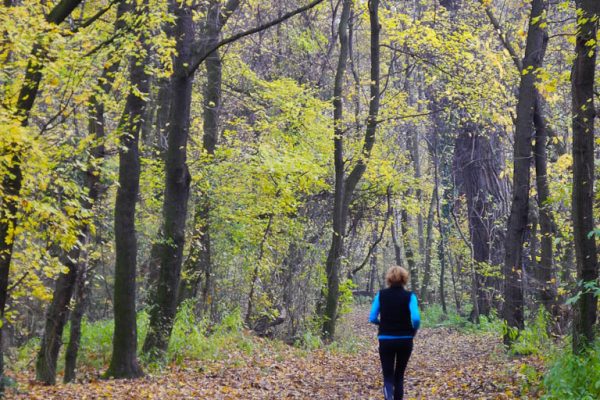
12, 300, 367, 380
15, 298, 594, 399
11, 302, 255, 377
540, 339, 600, 400
420, 304, 502, 334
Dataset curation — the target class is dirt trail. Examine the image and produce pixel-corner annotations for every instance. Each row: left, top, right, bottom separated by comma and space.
8, 310, 537, 399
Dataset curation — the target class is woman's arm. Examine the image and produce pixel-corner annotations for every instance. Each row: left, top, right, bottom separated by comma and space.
369, 292, 381, 324
409, 293, 421, 330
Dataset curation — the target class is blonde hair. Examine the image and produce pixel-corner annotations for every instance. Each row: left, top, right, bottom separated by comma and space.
386, 266, 409, 288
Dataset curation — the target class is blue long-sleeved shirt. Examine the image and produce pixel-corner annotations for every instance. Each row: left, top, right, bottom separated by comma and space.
369, 291, 420, 339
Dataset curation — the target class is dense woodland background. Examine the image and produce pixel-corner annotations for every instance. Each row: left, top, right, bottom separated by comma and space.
1, 0, 600, 397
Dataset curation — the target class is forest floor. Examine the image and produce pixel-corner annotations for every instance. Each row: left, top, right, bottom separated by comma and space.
7, 308, 543, 399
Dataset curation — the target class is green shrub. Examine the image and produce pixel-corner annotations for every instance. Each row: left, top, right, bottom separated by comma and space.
419, 304, 503, 334
163, 304, 254, 367
338, 279, 357, 316
421, 304, 467, 329
10, 337, 40, 372
77, 311, 149, 370
542, 340, 600, 400
509, 310, 552, 356
13, 305, 257, 376
295, 330, 323, 351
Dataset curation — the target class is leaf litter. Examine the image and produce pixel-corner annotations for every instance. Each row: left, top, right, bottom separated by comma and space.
7, 309, 541, 399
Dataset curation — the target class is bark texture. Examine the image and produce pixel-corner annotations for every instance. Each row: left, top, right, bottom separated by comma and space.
143, 0, 194, 356
106, 13, 151, 377
572, 0, 599, 353
502, 0, 547, 342
454, 129, 508, 318
533, 96, 557, 317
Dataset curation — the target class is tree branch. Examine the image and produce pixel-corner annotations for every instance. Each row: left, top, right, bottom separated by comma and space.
478, 0, 523, 71
188, 0, 326, 75
74, 0, 120, 31
351, 187, 392, 276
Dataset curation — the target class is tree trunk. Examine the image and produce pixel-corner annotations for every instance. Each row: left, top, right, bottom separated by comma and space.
454, 129, 509, 318
35, 252, 77, 384
178, 2, 224, 309
321, 0, 352, 340
322, 0, 380, 339
143, 1, 194, 357
408, 128, 425, 258
572, 0, 599, 353
368, 241, 377, 294
391, 209, 403, 267
391, 199, 418, 292
419, 192, 436, 305
503, 0, 547, 343
0, 147, 22, 394
63, 245, 91, 383
450, 255, 462, 314
400, 208, 418, 294
433, 135, 448, 314
36, 5, 125, 384
0, 0, 84, 391
246, 215, 274, 325
105, 13, 151, 377
63, 57, 118, 383
526, 199, 539, 298
533, 97, 557, 316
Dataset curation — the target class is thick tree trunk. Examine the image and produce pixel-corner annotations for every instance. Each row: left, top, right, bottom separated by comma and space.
105, 18, 151, 378
143, 1, 194, 357
454, 128, 509, 318
503, 0, 547, 343
35, 252, 77, 384
572, 0, 599, 353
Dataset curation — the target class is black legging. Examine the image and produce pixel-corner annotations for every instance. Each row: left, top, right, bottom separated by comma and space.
378, 339, 413, 400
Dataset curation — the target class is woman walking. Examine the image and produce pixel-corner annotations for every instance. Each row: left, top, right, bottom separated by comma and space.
369, 266, 420, 400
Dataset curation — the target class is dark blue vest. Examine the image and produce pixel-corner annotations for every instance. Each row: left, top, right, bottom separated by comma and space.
378, 287, 415, 336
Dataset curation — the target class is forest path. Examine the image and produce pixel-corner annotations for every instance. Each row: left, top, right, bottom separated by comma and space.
13, 308, 537, 399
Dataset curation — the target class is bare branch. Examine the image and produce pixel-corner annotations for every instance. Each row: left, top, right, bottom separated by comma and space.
188, 0, 327, 75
